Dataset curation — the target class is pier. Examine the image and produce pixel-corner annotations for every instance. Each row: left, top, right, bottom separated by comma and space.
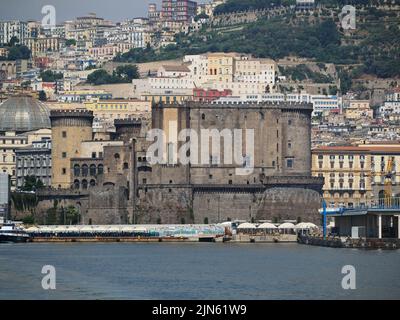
298, 235, 400, 249
25, 224, 225, 243
298, 201, 400, 249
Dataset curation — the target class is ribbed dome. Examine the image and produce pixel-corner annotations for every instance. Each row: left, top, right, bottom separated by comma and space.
0, 96, 51, 132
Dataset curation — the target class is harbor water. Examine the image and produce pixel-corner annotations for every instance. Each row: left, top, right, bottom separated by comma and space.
0, 242, 399, 300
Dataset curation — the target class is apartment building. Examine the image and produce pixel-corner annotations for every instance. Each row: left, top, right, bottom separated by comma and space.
83, 99, 151, 122
162, 0, 198, 23
58, 90, 112, 102
25, 36, 66, 57
380, 87, 400, 120
344, 100, 373, 120
15, 138, 52, 188
207, 52, 236, 83
312, 144, 400, 208
0, 21, 29, 45
133, 53, 278, 101
234, 56, 276, 88
89, 43, 134, 60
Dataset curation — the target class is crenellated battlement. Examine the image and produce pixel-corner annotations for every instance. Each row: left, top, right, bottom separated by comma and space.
50, 109, 94, 128
154, 101, 314, 111
50, 109, 94, 119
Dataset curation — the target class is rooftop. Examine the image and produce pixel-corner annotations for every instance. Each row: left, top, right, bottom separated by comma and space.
161, 65, 190, 73
313, 145, 400, 153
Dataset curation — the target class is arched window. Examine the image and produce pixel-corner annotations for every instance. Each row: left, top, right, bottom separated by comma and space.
82, 164, 88, 177
90, 179, 96, 187
114, 153, 120, 160
123, 162, 129, 169
90, 164, 96, 176
201, 113, 205, 120
73, 164, 80, 177
82, 179, 88, 190
98, 164, 104, 175
73, 179, 80, 190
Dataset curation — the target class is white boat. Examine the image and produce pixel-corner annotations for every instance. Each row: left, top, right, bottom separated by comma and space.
0, 223, 31, 243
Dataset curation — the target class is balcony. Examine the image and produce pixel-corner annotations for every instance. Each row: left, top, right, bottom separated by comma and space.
327, 187, 356, 193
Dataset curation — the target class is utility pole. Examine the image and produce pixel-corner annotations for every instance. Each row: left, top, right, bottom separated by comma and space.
322, 199, 327, 239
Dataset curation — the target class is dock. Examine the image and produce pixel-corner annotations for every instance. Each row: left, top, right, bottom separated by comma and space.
298, 235, 400, 249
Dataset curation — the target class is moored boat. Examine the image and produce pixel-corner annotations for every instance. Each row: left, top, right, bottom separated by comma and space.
0, 223, 31, 243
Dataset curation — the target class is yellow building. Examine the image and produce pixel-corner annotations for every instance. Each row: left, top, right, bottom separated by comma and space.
26, 36, 66, 57
142, 92, 192, 104
312, 145, 400, 208
344, 100, 373, 120
50, 110, 93, 189
207, 53, 236, 83
84, 99, 151, 121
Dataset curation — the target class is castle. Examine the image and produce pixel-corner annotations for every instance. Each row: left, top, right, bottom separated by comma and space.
25, 101, 324, 225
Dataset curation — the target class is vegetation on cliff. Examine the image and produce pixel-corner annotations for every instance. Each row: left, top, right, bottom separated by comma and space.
114, 4, 400, 89
87, 64, 140, 85
213, 0, 295, 15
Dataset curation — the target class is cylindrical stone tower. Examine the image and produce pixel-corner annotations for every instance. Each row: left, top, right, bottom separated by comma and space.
50, 109, 93, 189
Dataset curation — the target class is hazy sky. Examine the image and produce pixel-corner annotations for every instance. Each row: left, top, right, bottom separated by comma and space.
0, 0, 191, 22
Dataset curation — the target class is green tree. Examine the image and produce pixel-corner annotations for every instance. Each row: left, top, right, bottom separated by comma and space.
21, 176, 44, 191
64, 206, 79, 225
317, 20, 340, 47
21, 80, 31, 89
38, 90, 47, 101
7, 45, 31, 60
114, 64, 140, 81
22, 215, 35, 225
40, 70, 63, 82
65, 39, 77, 47
87, 65, 140, 85
8, 36, 19, 47
87, 69, 113, 85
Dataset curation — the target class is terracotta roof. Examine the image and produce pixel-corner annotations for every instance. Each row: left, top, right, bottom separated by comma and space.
368, 147, 400, 153
313, 145, 400, 153
313, 146, 370, 152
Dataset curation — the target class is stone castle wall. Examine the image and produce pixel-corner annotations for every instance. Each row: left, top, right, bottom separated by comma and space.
13, 101, 323, 225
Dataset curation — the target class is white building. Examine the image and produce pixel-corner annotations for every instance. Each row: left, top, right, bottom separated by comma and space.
133, 53, 278, 100
213, 91, 341, 115
379, 87, 400, 119
311, 95, 342, 114
234, 56, 276, 89
157, 65, 191, 78
121, 18, 151, 48
0, 21, 29, 45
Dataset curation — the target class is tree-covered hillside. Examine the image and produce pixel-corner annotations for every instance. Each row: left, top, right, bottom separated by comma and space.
115, 5, 400, 83
214, 0, 295, 15
214, 0, 400, 14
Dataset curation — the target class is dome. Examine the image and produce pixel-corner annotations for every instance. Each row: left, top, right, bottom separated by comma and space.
0, 96, 51, 133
